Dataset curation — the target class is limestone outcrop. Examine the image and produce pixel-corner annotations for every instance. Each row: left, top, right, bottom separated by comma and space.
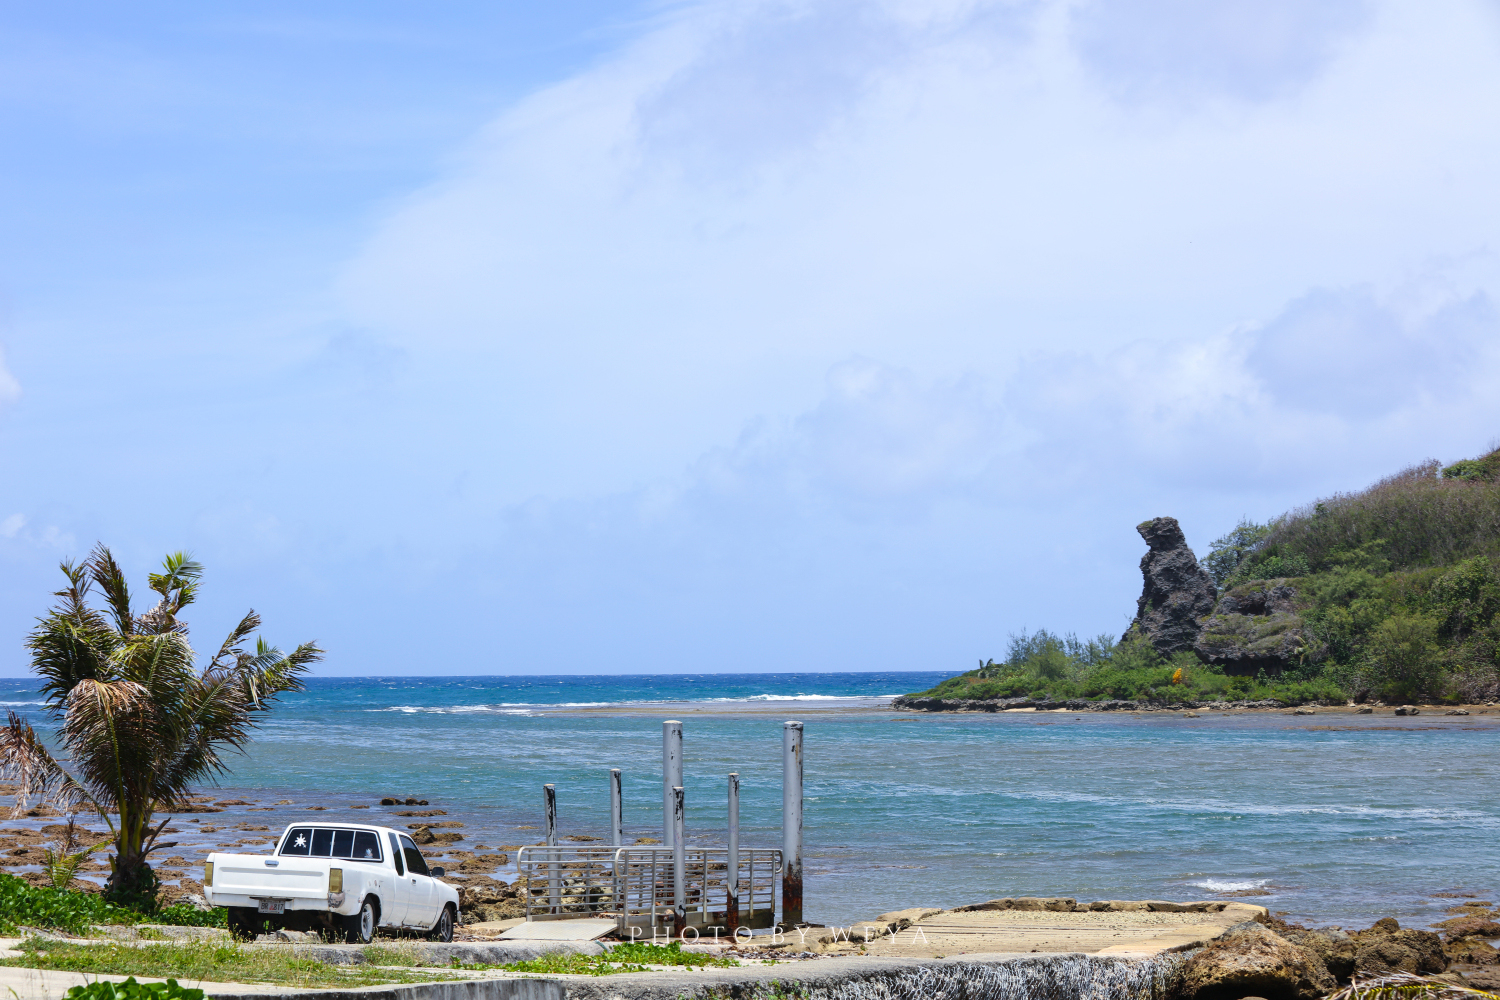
1176, 922, 1336, 1000
1124, 517, 1217, 655
1351, 924, 1448, 975
1193, 580, 1322, 676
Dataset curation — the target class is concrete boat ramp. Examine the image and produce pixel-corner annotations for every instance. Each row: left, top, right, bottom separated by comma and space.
0, 901, 1262, 1000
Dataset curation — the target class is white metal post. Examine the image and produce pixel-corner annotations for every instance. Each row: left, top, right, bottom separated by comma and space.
671, 785, 686, 934
544, 783, 559, 913
610, 768, 623, 848
662, 720, 683, 847
782, 721, 803, 926
727, 772, 740, 935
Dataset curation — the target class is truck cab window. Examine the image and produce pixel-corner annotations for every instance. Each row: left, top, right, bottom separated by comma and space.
388, 832, 404, 875
399, 835, 429, 877
281, 828, 313, 854
281, 827, 382, 862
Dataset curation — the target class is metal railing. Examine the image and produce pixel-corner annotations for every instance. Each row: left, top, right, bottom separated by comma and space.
516, 846, 782, 933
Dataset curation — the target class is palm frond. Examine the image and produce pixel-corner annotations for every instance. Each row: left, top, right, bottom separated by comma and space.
0, 711, 89, 816
52, 559, 91, 610
60, 678, 152, 810
207, 611, 261, 671
239, 639, 320, 710
27, 605, 119, 713
1329, 971, 1500, 1000
41, 819, 112, 889
87, 544, 135, 638
147, 551, 202, 619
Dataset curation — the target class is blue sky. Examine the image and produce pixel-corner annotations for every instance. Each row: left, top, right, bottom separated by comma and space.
2, 0, 1499, 676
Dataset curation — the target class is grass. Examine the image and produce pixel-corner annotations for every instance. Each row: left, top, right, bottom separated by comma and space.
2, 938, 465, 989
448, 941, 740, 977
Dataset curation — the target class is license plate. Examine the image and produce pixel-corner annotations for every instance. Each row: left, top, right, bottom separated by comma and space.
257, 900, 286, 915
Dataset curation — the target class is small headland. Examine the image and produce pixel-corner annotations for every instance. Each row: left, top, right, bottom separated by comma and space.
902, 444, 1500, 712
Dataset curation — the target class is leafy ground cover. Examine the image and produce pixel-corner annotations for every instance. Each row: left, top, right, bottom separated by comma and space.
910, 447, 1500, 706
0, 875, 226, 935
3, 938, 461, 989
65, 978, 204, 1000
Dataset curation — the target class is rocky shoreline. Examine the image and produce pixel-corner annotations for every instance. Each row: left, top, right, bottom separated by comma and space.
784, 896, 1500, 1000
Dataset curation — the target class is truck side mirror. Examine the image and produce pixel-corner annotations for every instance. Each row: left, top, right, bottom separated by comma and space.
430, 866, 445, 878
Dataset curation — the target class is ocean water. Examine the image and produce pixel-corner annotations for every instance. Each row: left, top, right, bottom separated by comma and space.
2, 672, 1494, 930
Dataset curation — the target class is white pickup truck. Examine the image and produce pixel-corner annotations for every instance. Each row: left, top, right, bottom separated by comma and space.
204, 823, 460, 943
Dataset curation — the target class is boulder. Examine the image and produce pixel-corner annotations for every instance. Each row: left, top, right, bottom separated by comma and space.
1193, 613, 1307, 673
1446, 938, 1500, 966
1013, 896, 1076, 912
1216, 583, 1299, 616
1353, 928, 1447, 975
1284, 928, 1356, 980
1124, 517, 1218, 655
951, 898, 1012, 912
1196, 581, 1321, 677
1441, 917, 1500, 940
1177, 923, 1336, 1000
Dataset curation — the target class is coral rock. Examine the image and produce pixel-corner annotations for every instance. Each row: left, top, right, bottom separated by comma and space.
1353, 928, 1448, 975
1178, 923, 1336, 1000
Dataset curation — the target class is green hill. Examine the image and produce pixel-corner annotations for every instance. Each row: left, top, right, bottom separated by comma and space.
905, 445, 1500, 707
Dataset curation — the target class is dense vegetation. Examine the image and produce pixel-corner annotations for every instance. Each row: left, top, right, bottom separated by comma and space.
908, 630, 1347, 704
910, 446, 1500, 705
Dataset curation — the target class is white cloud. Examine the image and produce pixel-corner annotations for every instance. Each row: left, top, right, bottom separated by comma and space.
0, 349, 18, 408
0, 514, 24, 539
335, 0, 1500, 507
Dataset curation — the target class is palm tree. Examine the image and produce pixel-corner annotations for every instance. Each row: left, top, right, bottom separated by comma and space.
0, 544, 322, 909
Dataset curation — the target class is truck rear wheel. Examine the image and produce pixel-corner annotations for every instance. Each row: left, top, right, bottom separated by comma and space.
227, 907, 266, 941
343, 897, 378, 944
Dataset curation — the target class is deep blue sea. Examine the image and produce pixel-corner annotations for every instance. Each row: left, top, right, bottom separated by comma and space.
2, 672, 1495, 930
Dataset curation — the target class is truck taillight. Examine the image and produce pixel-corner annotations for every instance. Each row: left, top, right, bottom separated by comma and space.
203, 862, 213, 887
329, 868, 343, 893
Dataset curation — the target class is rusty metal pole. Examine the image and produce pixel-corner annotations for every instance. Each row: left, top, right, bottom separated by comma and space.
781, 721, 803, 927
610, 769, 623, 848
671, 785, 686, 936
544, 783, 559, 914
662, 721, 683, 847
727, 772, 740, 936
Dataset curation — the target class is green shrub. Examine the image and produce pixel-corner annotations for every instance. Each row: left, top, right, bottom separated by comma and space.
0, 874, 138, 934
1364, 611, 1444, 701
65, 978, 204, 1000
0, 873, 224, 934
1204, 519, 1272, 587
153, 904, 227, 928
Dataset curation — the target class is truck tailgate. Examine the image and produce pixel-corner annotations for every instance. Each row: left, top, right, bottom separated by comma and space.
215, 858, 327, 900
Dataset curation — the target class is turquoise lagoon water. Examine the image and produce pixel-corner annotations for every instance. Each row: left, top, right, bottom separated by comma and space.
2, 672, 1494, 930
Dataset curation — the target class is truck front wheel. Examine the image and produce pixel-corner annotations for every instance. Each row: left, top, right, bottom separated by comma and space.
343, 897, 378, 944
